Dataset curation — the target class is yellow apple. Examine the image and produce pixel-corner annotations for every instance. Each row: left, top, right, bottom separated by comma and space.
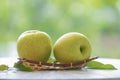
53, 32, 91, 63
17, 30, 52, 62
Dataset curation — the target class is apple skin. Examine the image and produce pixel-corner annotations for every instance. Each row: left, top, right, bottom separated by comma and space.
53, 32, 91, 64
17, 30, 52, 62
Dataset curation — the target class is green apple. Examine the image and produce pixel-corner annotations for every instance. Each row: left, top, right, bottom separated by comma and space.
17, 30, 52, 62
53, 32, 91, 63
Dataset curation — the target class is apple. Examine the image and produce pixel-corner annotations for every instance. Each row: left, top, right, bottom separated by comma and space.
17, 30, 52, 62
53, 32, 91, 63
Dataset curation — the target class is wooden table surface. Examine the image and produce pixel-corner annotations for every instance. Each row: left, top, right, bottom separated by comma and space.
0, 57, 120, 80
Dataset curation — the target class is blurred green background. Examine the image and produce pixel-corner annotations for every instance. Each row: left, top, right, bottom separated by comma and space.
0, 0, 120, 58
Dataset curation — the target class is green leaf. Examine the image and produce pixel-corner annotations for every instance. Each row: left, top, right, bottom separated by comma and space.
14, 62, 34, 72
100, 64, 116, 70
87, 61, 116, 70
0, 64, 9, 71
47, 58, 57, 63
87, 61, 104, 69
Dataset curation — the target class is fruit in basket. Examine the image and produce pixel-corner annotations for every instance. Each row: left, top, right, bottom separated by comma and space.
17, 30, 52, 62
53, 32, 91, 63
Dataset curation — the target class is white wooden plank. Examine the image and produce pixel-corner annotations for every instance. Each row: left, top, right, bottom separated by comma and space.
0, 57, 120, 80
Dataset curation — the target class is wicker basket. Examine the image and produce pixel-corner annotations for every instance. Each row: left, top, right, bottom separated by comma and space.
17, 56, 98, 71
